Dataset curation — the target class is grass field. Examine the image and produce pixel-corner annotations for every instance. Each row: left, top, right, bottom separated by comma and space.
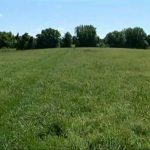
0, 48, 150, 150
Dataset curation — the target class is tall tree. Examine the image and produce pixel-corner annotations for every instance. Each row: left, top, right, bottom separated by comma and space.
61, 32, 72, 47
36, 28, 61, 48
124, 27, 148, 49
147, 35, 150, 46
104, 31, 126, 48
16, 33, 36, 50
72, 36, 78, 47
0, 32, 16, 48
75, 25, 97, 47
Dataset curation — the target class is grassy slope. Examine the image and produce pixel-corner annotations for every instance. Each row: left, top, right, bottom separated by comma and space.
0, 48, 150, 150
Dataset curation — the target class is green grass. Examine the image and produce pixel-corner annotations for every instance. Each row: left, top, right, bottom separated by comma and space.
0, 48, 150, 150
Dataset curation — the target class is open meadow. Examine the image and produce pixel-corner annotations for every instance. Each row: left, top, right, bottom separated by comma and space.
0, 48, 150, 150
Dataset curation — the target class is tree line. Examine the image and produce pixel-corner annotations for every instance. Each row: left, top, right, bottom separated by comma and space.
0, 25, 150, 50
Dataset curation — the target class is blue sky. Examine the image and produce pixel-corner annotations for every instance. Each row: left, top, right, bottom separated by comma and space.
0, 0, 149, 38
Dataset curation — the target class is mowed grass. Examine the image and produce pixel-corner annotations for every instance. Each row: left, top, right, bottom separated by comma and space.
0, 48, 150, 150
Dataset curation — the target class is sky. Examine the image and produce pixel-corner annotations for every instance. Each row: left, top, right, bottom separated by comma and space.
0, 0, 149, 38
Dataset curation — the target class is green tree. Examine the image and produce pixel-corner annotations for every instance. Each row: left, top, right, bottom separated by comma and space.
75, 25, 97, 47
96, 36, 104, 47
61, 32, 72, 47
124, 27, 148, 49
72, 36, 78, 47
104, 31, 126, 48
0, 32, 16, 48
36, 28, 61, 48
147, 35, 150, 46
16, 33, 36, 50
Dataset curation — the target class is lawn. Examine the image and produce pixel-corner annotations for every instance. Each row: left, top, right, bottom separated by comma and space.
0, 48, 150, 150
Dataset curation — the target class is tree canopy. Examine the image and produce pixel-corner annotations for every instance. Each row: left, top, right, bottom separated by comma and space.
0, 25, 149, 50
61, 32, 72, 47
104, 27, 149, 49
0, 32, 16, 48
75, 25, 97, 47
16, 33, 36, 50
104, 31, 126, 48
36, 28, 61, 49
124, 27, 148, 49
